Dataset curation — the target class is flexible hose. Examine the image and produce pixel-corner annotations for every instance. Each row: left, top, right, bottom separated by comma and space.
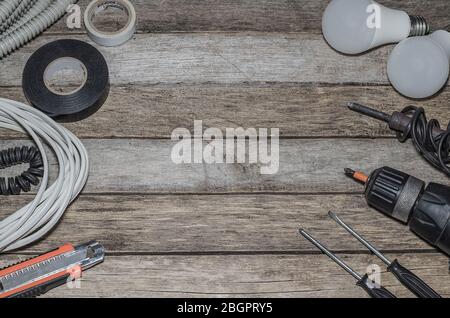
0, 0, 36, 33
0, 0, 77, 59
0, 98, 89, 252
0, 0, 36, 32
0, 0, 21, 24
3, 0, 52, 35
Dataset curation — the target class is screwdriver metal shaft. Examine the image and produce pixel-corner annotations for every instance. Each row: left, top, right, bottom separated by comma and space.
347, 102, 391, 123
299, 228, 396, 298
328, 211, 391, 265
299, 229, 361, 281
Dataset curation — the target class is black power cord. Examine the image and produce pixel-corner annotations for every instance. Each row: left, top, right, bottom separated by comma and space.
348, 103, 450, 177
397, 106, 450, 176
0, 146, 44, 195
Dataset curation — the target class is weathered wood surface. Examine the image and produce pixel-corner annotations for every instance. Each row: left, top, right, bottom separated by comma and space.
23, 253, 447, 298
0, 139, 447, 194
0, 33, 391, 86
1, 0, 449, 299
0, 194, 435, 254
4, 33, 450, 87
47, 0, 450, 34
1, 85, 449, 139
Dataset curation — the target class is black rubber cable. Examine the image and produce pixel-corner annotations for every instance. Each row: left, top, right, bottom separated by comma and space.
0, 146, 44, 195
396, 106, 450, 177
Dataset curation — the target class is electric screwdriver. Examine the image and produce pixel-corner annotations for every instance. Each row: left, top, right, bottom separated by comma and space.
347, 102, 450, 177
346, 166, 450, 256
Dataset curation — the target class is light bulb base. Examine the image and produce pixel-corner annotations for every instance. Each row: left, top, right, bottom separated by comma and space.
409, 16, 430, 37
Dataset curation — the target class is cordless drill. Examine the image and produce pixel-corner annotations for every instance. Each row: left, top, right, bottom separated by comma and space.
346, 167, 450, 256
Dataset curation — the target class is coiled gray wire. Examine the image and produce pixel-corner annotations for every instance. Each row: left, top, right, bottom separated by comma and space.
0, 0, 77, 59
0, 98, 89, 252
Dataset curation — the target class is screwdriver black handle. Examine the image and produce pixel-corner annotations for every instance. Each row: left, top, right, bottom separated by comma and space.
356, 274, 396, 298
388, 260, 441, 298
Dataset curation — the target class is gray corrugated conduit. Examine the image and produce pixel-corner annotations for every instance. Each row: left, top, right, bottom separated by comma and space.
0, 0, 34, 32
0, 0, 77, 59
0, 0, 37, 33
0, 0, 22, 24
4, 0, 53, 34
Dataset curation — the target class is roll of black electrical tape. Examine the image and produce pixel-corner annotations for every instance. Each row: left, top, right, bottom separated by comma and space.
22, 39, 109, 122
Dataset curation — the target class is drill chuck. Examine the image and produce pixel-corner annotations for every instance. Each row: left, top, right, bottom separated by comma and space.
364, 167, 425, 223
348, 166, 450, 256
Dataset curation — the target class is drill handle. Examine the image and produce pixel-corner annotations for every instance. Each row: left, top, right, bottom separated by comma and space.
388, 260, 441, 298
390, 111, 445, 140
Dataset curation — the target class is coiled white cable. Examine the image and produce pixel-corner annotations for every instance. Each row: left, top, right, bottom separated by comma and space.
0, 98, 89, 252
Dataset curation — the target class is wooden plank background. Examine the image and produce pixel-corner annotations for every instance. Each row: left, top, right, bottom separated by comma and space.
0, 0, 449, 298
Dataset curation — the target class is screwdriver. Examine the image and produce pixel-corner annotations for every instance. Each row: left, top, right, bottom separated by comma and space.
347, 102, 450, 176
328, 211, 441, 298
347, 102, 447, 142
299, 229, 396, 298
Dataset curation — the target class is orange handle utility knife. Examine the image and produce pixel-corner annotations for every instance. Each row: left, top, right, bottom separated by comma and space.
0, 241, 104, 298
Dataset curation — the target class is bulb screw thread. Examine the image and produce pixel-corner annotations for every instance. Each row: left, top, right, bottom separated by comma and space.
409, 15, 430, 37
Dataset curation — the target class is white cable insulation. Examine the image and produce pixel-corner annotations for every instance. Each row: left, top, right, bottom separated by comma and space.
0, 98, 89, 252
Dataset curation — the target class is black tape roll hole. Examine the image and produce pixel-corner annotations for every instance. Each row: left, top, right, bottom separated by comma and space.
43, 57, 88, 96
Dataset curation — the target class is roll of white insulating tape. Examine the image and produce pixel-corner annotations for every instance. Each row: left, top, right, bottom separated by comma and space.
84, 0, 136, 47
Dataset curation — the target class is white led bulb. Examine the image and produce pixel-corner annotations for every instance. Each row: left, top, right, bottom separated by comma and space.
387, 30, 450, 99
322, 0, 429, 55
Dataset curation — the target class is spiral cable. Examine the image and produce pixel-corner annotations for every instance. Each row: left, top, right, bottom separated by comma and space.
0, 146, 44, 195
396, 106, 450, 176
0, 98, 89, 252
